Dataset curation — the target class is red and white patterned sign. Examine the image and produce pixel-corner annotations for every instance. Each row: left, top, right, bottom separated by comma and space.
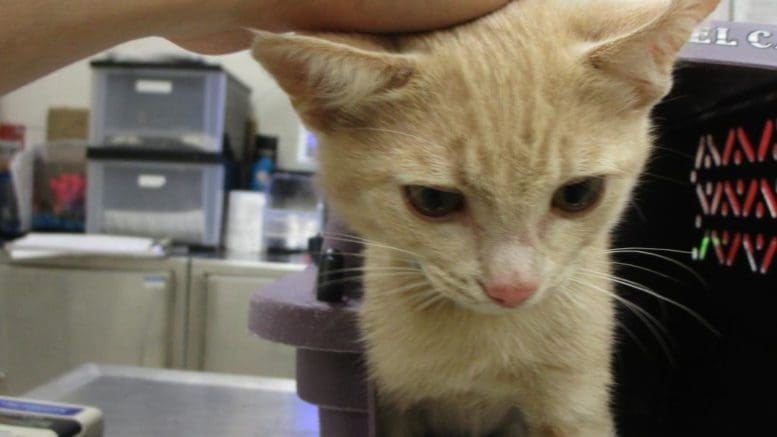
692, 119, 777, 274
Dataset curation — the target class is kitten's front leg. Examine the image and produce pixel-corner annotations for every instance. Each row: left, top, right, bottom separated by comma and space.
524, 406, 615, 437
520, 376, 616, 437
379, 405, 426, 437
529, 418, 615, 437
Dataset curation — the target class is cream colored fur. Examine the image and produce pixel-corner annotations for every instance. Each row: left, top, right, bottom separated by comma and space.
253, 0, 719, 435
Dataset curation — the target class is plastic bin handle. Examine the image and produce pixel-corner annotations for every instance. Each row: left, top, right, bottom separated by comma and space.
137, 174, 167, 189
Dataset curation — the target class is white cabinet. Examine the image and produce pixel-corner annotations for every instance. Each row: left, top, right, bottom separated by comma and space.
0, 254, 305, 395
187, 258, 305, 378
0, 256, 188, 395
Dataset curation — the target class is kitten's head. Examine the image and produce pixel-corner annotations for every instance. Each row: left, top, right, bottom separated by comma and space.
254, 0, 719, 313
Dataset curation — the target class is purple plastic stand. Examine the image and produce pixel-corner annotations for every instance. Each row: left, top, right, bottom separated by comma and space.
249, 219, 376, 437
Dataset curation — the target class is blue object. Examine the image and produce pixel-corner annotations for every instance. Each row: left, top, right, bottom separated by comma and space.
0, 171, 19, 234
31, 214, 85, 232
250, 156, 275, 192
0, 398, 83, 417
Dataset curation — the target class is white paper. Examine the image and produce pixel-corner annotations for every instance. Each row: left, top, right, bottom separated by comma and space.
10, 149, 34, 231
5, 233, 166, 259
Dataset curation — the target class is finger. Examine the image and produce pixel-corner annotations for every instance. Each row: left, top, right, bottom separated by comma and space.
249, 0, 511, 33
168, 28, 253, 55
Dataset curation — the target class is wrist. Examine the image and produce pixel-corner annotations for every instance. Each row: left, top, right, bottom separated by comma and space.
151, 0, 249, 40
228, 0, 314, 32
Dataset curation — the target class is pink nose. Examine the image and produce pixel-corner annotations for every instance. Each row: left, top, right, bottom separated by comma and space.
484, 282, 538, 308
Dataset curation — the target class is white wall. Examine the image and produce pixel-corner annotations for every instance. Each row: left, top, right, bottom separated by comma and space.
734, 0, 777, 23
710, 0, 777, 23
711, 0, 733, 21
0, 37, 303, 160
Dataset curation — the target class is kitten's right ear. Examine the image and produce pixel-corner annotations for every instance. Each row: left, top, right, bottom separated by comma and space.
252, 31, 417, 131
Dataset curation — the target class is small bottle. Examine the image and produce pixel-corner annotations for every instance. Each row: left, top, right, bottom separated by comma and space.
250, 135, 278, 192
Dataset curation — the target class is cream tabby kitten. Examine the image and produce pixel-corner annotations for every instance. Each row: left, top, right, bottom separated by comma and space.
254, 0, 719, 435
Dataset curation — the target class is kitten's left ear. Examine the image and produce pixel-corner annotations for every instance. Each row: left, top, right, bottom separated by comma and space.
252, 31, 417, 131
588, 0, 720, 107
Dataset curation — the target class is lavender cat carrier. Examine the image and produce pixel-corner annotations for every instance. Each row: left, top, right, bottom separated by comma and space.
249, 217, 377, 437
249, 21, 777, 437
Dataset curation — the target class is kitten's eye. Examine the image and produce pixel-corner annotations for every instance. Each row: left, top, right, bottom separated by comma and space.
405, 186, 465, 220
551, 177, 605, 216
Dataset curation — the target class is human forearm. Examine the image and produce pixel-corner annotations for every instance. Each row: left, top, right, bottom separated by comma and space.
246, 0, 511, 32
166, 0, 511, 54
0, 0, 230, 94
0, 0, 509, 95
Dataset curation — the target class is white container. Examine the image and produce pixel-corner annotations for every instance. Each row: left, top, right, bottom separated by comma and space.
262, 208, 322, 252
276, 124, 318, 173
86, 157, 225, 246
262, 173, 322, 252
89, 61, 251, 159
225, 191, 265, 253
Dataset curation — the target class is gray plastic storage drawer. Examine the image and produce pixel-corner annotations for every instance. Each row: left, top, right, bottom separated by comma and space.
89, 61, 251, 159
86, 159, 225, 246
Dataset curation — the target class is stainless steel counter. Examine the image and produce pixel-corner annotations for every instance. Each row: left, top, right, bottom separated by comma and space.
25, 364, 319, 437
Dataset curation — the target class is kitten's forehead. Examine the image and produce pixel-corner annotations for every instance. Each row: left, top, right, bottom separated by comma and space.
394, 67, 644, 193
391, 0, 651, 193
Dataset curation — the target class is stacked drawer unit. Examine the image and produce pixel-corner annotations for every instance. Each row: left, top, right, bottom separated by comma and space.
87, 149, 226, 246
86, 60, 251, 247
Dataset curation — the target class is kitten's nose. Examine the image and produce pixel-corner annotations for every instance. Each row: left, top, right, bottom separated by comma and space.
484, 282, 538, 308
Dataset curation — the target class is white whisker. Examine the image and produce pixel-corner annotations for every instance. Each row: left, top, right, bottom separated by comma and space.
316, 271, 423, 289
628, 199, 648, 223
423, 264, 481, 304
610, 261, 681, 283
609, 247, 691, 254
308, 250, 375, 260
381, 280, 431, 297
416, 293, 446, 311
318, 266, 421, 277
322, 233, 420, 259
607, 249, 708, 288
578, 268, 719, 336
568, 277, 675, 365
642, 172, 687, 186
616, 321, 653, 360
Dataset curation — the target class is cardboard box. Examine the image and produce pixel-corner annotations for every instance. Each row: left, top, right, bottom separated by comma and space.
47, 108, 89, 142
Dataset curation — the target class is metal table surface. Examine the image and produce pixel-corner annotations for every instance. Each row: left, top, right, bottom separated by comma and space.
23, 364, 319, 437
